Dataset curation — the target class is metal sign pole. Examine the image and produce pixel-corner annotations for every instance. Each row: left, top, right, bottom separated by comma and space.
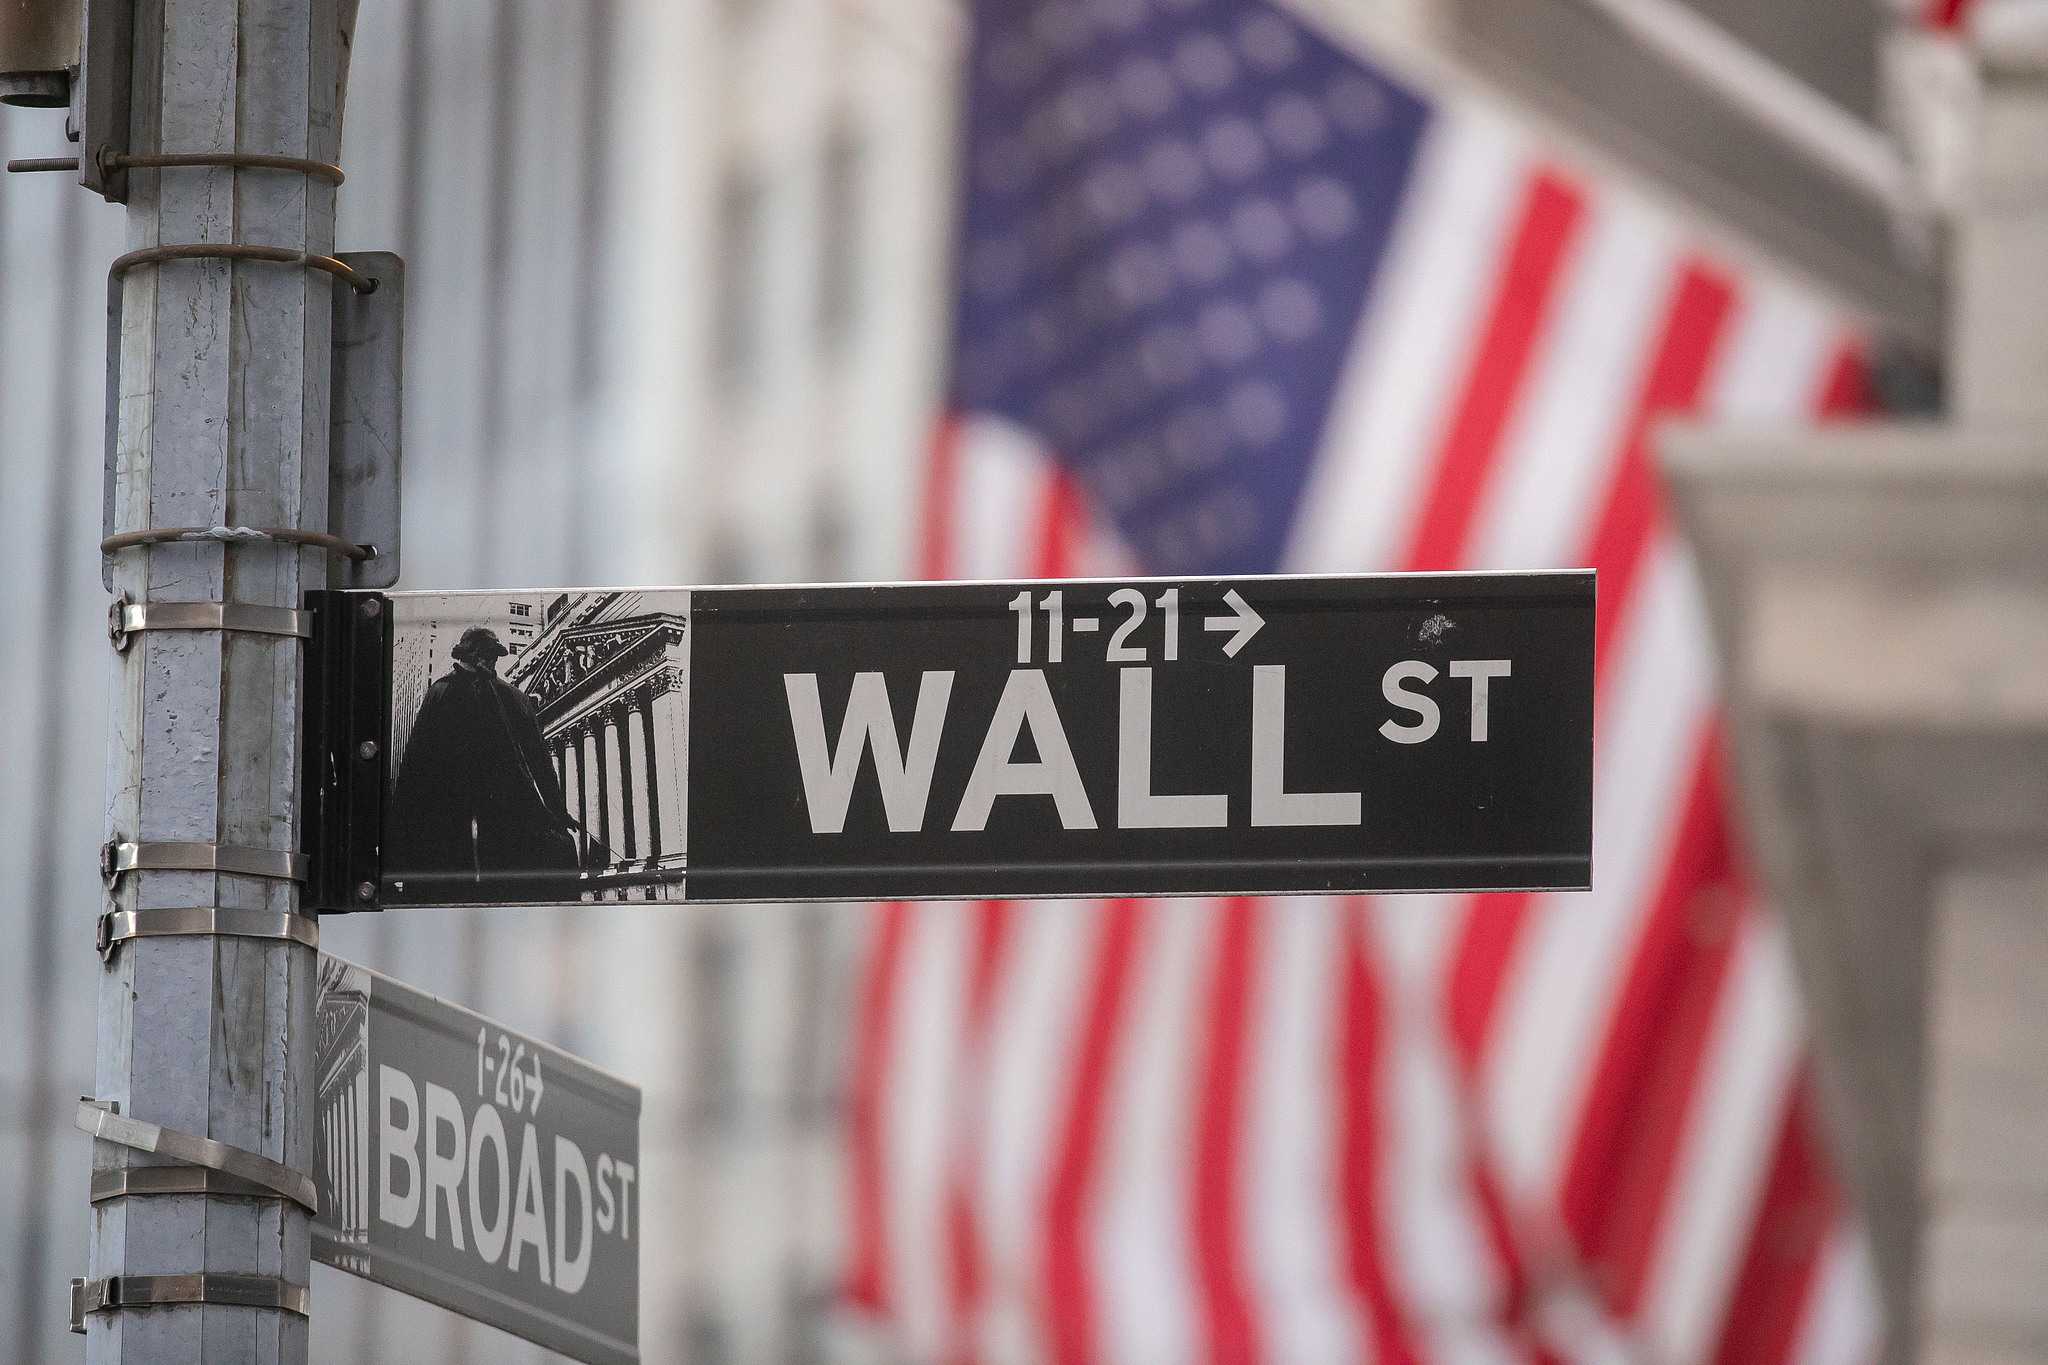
83, 0, 358, 1359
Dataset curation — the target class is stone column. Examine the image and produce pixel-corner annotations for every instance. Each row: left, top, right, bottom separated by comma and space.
637, 691, 663, 865
1923, 867, 2048, 1363
1668, 429, 2048, 1363
650, 672, 689, 866
589, 723, 612, 868
607, 705, 636, 863
1662, 38, 2048, 1364
558, 737, 580, 859
625, 690, 653, 867
1948, 69, 2048, 427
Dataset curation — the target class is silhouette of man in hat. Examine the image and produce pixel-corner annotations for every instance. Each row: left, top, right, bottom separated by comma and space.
386, 625, 582, 899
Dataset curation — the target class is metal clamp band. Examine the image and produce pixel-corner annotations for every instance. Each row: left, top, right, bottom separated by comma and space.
90, 1165, 281, 1203
101, 841, 309, 883
75, 1100, 318, 1212
109, 151, 345, 183
108, 597, 313, 652
71, 1273, 310, 1331
12, 150, 345, 184
110, 243, 375, 294
101, 525, 372, 561
96, 906, 319, 961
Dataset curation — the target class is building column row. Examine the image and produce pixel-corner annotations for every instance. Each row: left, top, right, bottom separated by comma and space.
550, 677, 685, 873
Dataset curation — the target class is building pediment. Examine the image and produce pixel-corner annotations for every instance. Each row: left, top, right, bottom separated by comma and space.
515, 613, 686, 719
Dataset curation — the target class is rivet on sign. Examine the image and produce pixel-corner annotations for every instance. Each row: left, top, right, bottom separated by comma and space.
357, 740, 379, 761
359, 598, 382, 620
356, 881, 376, 902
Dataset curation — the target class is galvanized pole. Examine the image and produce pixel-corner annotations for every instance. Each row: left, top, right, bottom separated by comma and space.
88, 0, 357, 1360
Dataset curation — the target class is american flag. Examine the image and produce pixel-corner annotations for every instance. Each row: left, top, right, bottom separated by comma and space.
844, 2, 1885, 1363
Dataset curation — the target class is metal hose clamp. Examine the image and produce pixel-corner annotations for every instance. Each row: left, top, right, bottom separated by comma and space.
71, 1273, 310, 1332
11, 149, 345, 185
75, 1100, 318, 1211
96, 906, 319, 961
100, 840, 309, 885
107, 594, 313, 652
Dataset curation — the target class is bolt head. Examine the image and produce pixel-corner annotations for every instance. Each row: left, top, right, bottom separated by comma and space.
356, 881, 377, 902
357, 740, 379, 761
359, 598, 382, 620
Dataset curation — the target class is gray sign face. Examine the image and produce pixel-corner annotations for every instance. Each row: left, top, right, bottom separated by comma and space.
312, 955, 641, 1365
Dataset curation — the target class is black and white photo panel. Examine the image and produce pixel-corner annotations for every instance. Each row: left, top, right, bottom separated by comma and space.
382, 590, 688, 906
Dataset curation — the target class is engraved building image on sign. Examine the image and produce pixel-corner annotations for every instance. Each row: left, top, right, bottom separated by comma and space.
313, 956, 373, 1272
383, 590, 688, 906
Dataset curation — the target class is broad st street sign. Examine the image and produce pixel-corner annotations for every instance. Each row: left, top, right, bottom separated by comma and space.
312, 955, 641, 1365
302, 571, 1593, 909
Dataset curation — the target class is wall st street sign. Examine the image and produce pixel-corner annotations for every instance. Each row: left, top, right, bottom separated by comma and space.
304, 571, 1593, 909
313, 955, 641, 1365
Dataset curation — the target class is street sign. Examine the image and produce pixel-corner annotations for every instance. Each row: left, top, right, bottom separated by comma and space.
312, 954, 640, 1365
305, 571, 1593, 909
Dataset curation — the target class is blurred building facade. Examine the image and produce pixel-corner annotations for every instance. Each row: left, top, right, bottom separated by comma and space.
1669, 19, 2048, 1362
0, 0, 1972, 1363
0, 0, 959, 1358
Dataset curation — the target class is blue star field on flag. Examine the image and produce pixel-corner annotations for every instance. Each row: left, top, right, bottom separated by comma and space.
949, 0, 1431, 574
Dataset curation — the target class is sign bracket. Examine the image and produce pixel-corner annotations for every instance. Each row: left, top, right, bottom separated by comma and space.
327, 252, 405, 588
301, 592, 392, 911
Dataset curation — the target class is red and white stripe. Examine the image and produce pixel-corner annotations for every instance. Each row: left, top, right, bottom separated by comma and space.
849, 96, 1883, 1365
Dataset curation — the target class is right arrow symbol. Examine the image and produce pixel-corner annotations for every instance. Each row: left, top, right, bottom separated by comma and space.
1204, 589, 1265, 657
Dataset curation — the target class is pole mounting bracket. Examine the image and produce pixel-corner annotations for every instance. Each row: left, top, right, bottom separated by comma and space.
100, 840, 309, 885
90, 1165, 285, 1203
74, 1099, 319, 1212
71, 1273, 311, 1332
96, 906, 318, 961
302, 593, 393, 911
107, 596, 313, 652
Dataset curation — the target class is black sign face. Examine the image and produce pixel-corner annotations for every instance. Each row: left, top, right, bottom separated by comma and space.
690, 572, 1591, 900
312, 955, 641, 1365
328, 571, 1589, 908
